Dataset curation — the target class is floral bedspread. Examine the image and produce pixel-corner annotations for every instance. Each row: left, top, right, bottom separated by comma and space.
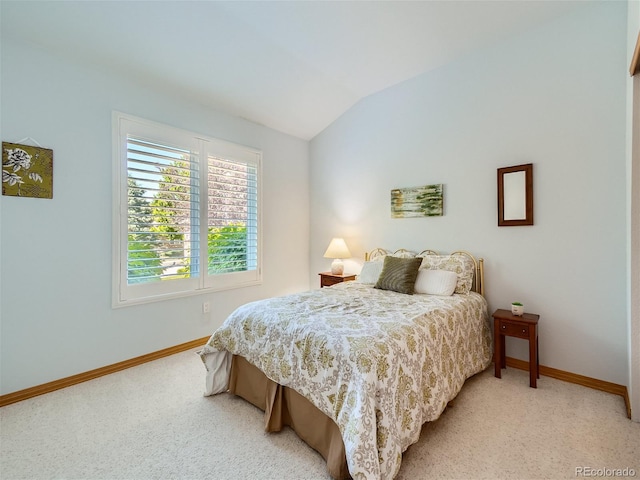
199, 282, 492, 480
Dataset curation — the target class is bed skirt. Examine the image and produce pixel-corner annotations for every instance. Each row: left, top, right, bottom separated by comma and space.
228, 355, 351, 480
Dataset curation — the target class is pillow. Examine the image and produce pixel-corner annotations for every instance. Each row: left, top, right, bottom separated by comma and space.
419, 254, 474, 294
414, 269, 458, 296
374, 256, 422, 295
357, 261, 385, 284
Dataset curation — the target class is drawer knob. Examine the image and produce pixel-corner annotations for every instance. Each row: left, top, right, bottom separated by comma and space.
522, 329, 526, 333
502, 325, 506, 329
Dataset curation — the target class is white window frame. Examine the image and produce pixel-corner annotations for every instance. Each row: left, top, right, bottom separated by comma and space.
112, 112, 262, 307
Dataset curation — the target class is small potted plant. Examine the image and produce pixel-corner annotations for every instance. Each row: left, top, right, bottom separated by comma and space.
511, 302, 524, 316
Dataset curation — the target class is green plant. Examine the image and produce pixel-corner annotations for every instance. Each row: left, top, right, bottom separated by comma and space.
176, 223, 248, 277
207, 224, 248, 274
127, 236, 162, 283
512, 301, 523, 306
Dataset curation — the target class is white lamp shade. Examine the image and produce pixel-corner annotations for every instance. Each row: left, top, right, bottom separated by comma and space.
323, 238, 351, 259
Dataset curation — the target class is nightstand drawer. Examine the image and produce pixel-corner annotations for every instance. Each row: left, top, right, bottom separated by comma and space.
319, 272, 356, 288
499, 321, 529, 338
321, 276, 343, 287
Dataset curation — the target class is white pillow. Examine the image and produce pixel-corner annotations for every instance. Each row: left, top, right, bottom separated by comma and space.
414, 269, 458, 296
418, 254, 475, 294
357, 261, 385, 284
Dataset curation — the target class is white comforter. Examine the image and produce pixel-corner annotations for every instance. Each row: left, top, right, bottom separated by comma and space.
199, 282, 492, 480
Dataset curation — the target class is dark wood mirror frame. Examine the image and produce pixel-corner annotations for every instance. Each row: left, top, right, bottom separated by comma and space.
497, 163, 533, 226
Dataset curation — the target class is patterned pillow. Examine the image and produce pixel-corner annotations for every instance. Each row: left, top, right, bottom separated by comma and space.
418, 254, 474, 294
374, 256, 422, 295
357, 261, 385, 284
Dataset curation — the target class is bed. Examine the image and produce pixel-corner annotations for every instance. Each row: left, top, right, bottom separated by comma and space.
199, 249, 492, 480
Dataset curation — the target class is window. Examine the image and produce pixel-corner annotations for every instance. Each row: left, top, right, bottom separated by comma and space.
112, 113, 262, 306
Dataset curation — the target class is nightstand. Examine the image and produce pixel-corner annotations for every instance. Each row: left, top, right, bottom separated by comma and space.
493, 309, 540, 388
319, 272, 356, 288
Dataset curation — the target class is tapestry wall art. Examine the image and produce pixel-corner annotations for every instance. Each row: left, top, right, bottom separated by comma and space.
2, 142, 53, 199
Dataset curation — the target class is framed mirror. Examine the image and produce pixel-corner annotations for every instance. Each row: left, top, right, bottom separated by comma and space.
497, 163, 533, 226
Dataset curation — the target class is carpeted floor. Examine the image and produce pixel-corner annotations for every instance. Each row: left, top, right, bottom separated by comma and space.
1, 348, 638, 479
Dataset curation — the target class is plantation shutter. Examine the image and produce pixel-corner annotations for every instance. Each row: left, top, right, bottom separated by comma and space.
126, 136, 200, 286
113, 112, 262, 306
206, 154, 259, 280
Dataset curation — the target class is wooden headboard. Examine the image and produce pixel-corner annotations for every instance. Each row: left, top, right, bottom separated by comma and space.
364, 248, 485, 296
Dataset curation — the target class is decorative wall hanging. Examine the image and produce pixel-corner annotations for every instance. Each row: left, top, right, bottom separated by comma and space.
497, 163, 533, 226
391, 184, 443, 218
2, 141, 53, 199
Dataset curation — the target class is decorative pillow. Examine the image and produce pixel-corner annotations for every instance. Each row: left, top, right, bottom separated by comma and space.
357, 261, 385, 284
419, 254, 474, 294
414, 269, 458, 296
374, 256, 422, 295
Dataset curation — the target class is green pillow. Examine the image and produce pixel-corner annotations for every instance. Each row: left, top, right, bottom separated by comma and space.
374, 256, 422, 295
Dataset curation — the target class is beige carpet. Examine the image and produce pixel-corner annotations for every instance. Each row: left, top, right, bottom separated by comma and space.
1, 348, 638, 479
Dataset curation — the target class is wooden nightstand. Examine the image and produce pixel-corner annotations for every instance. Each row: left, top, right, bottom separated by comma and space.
319, 272, 356, 288
493, 309, 540, 388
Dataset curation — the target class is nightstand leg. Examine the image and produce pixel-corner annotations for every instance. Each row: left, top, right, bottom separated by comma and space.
494, 323, 502, 379
529, 329, 538, 388
500, 335, 506, 368
537, 336, 540, 379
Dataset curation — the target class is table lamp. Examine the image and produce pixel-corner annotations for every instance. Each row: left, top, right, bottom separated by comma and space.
323, 238, 351, 275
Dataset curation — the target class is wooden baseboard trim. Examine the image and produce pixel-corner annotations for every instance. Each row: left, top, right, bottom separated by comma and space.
0, 336, 210, 408
1, 342, 631, 420
505, 356, 632, 419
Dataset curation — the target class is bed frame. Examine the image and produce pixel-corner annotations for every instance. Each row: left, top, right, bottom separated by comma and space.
365, 248, 485, 296
227, 248, 486, 479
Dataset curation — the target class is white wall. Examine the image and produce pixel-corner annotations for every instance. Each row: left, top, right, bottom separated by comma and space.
310, 2, 629, 385
0, 40, 310, 395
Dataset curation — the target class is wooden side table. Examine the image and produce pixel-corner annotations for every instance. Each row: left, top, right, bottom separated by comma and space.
319, 272, 356, 288
493, 309, 540, 388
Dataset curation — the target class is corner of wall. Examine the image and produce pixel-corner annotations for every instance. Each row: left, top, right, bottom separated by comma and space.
627, 0, 640, 423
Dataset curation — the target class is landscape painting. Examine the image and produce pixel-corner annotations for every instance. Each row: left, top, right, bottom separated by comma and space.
391, 184, 443, 218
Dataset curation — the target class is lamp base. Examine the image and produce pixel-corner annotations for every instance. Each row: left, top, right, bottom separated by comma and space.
330, 259, 344, 275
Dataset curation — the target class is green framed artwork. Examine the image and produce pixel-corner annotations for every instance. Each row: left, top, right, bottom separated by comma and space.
2, 142, 53, 198
391, 184, 443, 218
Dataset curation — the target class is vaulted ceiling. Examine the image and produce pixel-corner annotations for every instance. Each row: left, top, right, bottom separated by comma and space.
1, 1, 587, 140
